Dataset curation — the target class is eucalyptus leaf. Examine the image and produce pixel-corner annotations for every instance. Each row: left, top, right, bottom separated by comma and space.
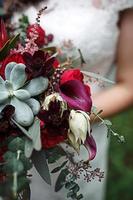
3, 151, 16, 161
20, 154, 32, 171
3, 158, 24, 174
28, 118, 41, 151
65, 181, 77, 190
46, 146, 66, 164
17, 185, 31, 200
51, 160, 68, 174
8, 137, 24, 152
24, 138, 34, 158
104, 120, 112, 126
31, 150, 51, 185
82, 71, 115, 84
11, 119, 33, 140
55, 168, 69, 192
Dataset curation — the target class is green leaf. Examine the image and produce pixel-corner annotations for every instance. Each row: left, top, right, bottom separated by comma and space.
72, 184, 80, 193
82, 70, 115, 84
77, 194, 84, 199
8, 137, 25, 152
3, 151, 16, 161
24, 138, 34, 158
46, 146, 66, 164
0, 34, 20, 61
104, 120, 112, 126
51, 160, 68, 173
3, 158, 24, 174
31, 150, 51, 185
17, 185, 31, 200
65, 181, 77, 190
55, 168, 69, 192
67, 191, 76, 199
11, 119, 33, 140
28, 118, 41, 151
20, 154, 32, 171
17, 177, 30, 192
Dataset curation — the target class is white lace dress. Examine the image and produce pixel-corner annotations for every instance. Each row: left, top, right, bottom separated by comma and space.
13, 1, 133, 200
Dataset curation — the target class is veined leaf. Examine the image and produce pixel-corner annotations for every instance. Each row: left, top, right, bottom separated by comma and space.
55, 168, 69, 192
31, 150, 51, 185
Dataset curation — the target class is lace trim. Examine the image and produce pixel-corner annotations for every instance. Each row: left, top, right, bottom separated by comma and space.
103, 0, 133, 12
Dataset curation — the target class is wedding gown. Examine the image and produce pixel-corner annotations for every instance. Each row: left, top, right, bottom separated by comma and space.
13, 0, 133, 200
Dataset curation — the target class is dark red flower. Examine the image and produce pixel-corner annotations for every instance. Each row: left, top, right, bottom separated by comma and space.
60, 69, 84, 85
38, 101, 69, 149
0, 53, 25, 79
23, 50, 55, 79
41, 127, 67, 149
27, 24, 45, 47
0, 18, 8, 49
59, 79, 92, 112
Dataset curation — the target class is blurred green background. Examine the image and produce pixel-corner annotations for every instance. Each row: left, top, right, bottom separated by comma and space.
106, 109, 133, 200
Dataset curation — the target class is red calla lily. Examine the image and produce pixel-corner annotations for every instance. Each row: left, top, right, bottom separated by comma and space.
84, 134, 97, 161
59, 79, 92, 112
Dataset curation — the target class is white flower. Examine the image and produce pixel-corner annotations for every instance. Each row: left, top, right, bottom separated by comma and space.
43, 93, 67, 115
68, 110, 90, 151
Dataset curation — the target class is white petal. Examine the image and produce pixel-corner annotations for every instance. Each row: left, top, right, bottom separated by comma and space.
10, 63, 27, 90
11, 97, 34, 127
13, 89, 31, 100
5, 62, 16, 80
69, 110, 88, 143
25, 98, 40, 115
24, 77, 48, 97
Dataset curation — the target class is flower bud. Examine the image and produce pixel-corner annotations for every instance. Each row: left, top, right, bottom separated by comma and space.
68, 110, 90, 151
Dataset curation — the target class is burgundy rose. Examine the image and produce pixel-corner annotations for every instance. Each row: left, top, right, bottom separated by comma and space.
27, 24, 45, 47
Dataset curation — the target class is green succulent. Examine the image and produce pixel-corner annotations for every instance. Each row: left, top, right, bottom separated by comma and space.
0, 62, 48, 126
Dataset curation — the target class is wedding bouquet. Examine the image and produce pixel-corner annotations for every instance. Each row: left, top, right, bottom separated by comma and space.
0, 9, 124, 200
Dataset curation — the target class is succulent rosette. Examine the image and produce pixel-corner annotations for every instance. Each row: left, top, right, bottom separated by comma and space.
0, 62, 48, 126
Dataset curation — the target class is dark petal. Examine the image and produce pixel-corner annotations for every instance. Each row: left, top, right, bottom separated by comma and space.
23, 52, 33, 68
84, 134, 97, 161
33, 50, 45, 60
44, 57, 55, 76
1, 105, 15, 119
60, 80, 92, 112
49, 101, 61, 114
45, 57, 55, 67
0, 119, 9, 133
38, 110, 48, 122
